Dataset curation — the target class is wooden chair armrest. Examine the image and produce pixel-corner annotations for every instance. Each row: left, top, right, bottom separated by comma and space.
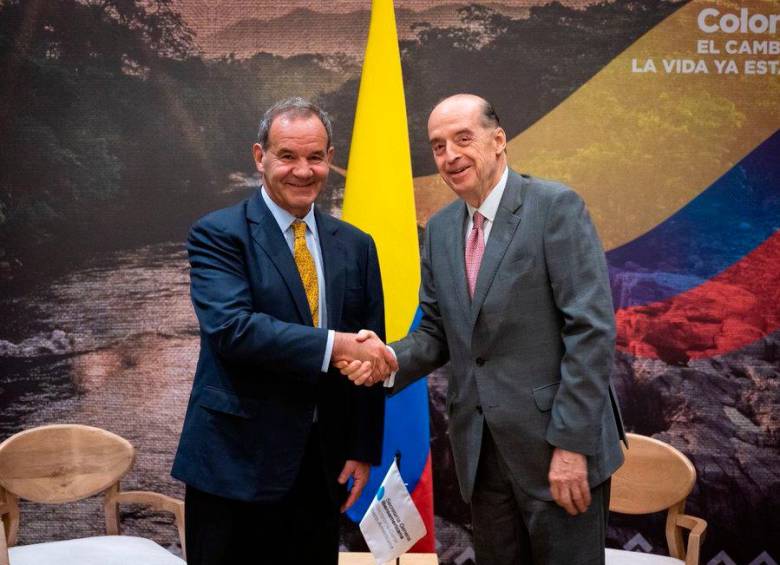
675, 514, 707, 565
114, 490, 184, 517
105, 488, 186, 560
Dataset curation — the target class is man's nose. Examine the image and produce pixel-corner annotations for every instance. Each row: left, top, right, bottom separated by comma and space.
444, 142, 460, 163
292, 160, 314, 177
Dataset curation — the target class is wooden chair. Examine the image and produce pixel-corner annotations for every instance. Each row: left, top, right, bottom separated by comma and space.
607, 433, 707, 565
0, 424, 185, 565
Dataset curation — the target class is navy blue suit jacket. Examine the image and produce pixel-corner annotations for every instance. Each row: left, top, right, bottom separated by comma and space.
172, 190, 385, 502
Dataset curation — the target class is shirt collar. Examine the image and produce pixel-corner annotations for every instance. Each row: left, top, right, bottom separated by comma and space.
260, 187, 318, 239
466, 166, 509, 224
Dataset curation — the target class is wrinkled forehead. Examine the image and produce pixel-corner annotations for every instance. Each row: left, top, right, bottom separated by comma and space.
428, 103, 485, 141
268, 115, 330, 150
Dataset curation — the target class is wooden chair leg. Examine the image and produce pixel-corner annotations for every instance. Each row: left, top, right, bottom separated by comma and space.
0, 514, 9, 565
0, 490, 19, 548
175, 500, 186, 561
0, 487, 19, 565
665, 502, 686, 560
104, 483, 121, 535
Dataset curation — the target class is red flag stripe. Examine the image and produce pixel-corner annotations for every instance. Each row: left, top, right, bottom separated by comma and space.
409, 453, 435, 553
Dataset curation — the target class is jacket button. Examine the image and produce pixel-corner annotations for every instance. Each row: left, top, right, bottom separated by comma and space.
475, 357, 485, 366
476, 405, 483, 414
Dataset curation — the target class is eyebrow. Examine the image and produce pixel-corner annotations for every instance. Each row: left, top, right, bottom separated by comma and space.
454, 129, 475, 137
274, 146, 327, 156
430, 128, 475, 144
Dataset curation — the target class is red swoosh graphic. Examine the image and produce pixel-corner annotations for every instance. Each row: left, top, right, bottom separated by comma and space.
616, 231, 780, 362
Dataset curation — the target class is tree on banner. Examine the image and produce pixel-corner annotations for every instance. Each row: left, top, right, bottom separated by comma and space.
341, 0, 435, 553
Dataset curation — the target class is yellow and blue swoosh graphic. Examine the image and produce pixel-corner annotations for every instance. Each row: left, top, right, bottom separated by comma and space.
415, 0, 778, 363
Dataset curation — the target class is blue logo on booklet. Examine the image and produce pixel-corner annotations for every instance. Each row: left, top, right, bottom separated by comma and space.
376, 486, 385, 501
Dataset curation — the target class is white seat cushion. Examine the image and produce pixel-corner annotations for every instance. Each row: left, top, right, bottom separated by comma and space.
606, 548, 684, 564
9, 535, 185, 565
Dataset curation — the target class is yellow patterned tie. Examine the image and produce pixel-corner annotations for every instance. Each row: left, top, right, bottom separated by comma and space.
292, 220, 319, 327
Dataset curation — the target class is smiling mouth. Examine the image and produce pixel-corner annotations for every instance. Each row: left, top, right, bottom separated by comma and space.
448, 166, 470, 177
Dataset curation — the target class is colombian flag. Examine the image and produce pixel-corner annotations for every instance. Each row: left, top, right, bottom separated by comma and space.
341, 0, 435, 553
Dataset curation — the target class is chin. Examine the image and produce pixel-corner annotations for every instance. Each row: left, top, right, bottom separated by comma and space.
293, 198, 316, 212
449, 182, 475, 197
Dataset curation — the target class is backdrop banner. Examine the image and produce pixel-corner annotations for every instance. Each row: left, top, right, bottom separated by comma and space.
0, 1, 776, 563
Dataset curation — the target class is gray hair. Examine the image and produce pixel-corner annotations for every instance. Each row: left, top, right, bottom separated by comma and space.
480, 98, 500, 128
257, 97, 333, 149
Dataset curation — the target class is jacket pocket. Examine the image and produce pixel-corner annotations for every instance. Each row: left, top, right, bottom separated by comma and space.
532, 381, 560, 412
199, 386, 258, 419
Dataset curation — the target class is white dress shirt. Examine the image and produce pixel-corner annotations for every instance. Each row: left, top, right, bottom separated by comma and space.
464, 166, 509, 246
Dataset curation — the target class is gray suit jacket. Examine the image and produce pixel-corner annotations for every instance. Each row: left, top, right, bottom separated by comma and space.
391, 170, 625, 503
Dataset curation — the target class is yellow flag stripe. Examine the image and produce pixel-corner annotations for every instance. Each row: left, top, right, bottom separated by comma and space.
341, 0, 420, 342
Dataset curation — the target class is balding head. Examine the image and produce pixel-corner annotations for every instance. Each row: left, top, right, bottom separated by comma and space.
427, 94, 507, 207
430, 94, 500, 131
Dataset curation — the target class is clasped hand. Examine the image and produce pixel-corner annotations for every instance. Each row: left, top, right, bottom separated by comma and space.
332, 329, 396, 386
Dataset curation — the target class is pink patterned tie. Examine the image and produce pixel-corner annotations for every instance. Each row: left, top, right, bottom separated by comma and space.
465, 211, 485, 298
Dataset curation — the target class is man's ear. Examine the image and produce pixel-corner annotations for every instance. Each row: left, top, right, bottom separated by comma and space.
494, 127, 507, 155
326, 146, 335, 163
252, 143, 264, 173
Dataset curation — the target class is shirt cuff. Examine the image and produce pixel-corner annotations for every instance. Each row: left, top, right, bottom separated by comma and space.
321, 329, 335, 372
384, 346, 397, 388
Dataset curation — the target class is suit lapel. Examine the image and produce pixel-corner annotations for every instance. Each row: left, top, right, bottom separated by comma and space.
246, 191, 313, 325
315, 210, 345, 329
469, 172, 526, 324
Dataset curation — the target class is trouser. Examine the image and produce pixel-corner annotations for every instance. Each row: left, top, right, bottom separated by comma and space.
471, 425, 611, 565
184, 425, 340, 565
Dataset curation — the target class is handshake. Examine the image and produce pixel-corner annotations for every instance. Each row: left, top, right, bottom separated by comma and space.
332, 330, 397, 386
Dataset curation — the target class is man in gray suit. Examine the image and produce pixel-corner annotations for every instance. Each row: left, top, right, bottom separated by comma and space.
341, 93, 625, 564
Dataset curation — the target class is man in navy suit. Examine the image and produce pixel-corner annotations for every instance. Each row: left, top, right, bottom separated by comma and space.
172, 98, 395, 565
